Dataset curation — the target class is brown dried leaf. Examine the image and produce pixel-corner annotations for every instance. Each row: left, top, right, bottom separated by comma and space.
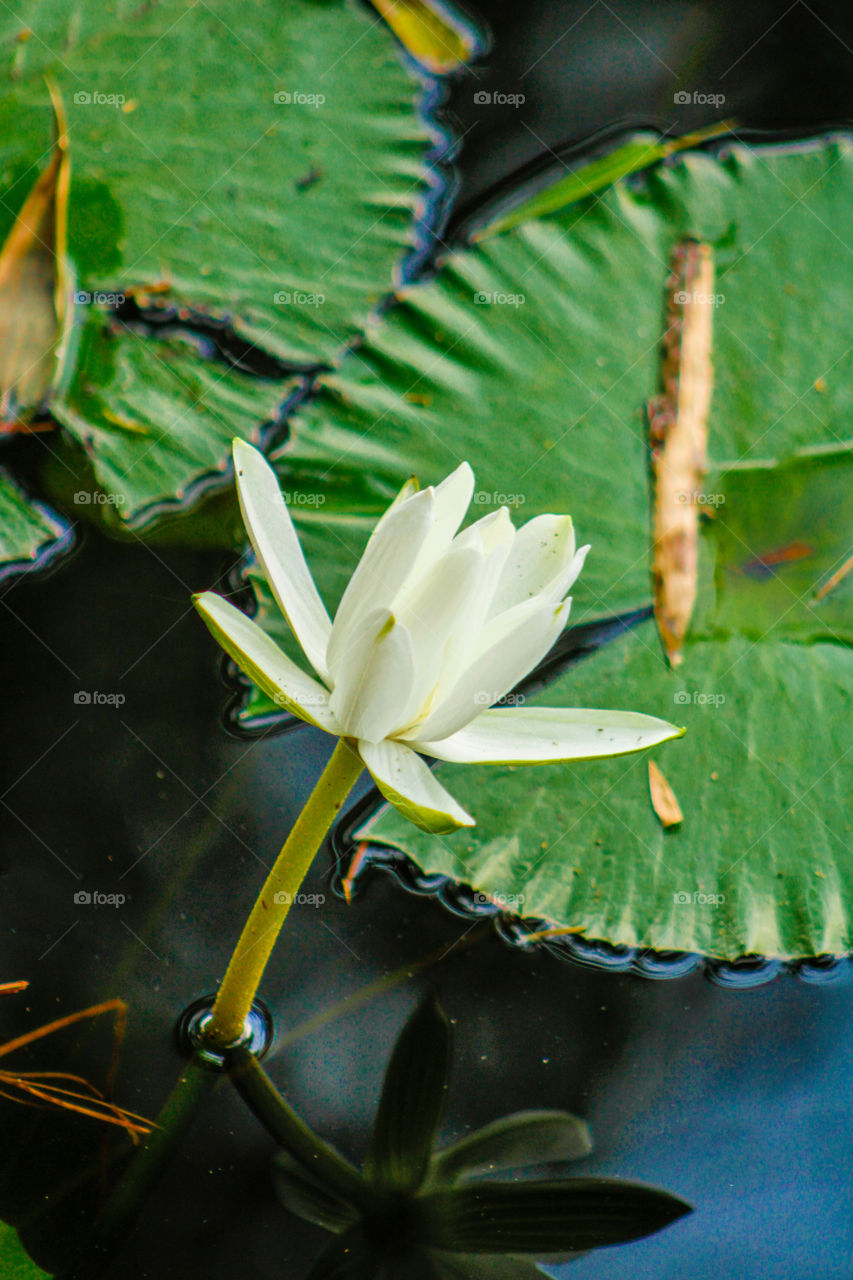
649, 240, 714, 666
648, 760, 684, 828
0, 82, 71, 426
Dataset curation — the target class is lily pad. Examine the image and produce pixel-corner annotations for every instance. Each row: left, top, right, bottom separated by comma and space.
0, 471, 69, 579
0, 0, 435, 532
0, 1219, 50, 1278
44, 310, 295, 522
247, 138, 853, 958
362, 624, 853, 959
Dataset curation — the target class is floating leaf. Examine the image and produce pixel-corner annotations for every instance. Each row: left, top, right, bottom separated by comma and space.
0, 1220, 50, 1279
0, 0, 435, 537
0, 471, 69, 578
43, 310, 294, 524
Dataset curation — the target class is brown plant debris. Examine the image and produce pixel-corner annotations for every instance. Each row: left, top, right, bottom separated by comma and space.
0, 990, 153, 1138
812, 551, 853, 602
0, 81, 71, 428
648, 760, 684, 828
648, 239, 715, 667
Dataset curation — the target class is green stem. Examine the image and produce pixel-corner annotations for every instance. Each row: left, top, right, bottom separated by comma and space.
227, 1046, 373, 1211
204, 737, 363, 1047
61, 1055, 219, 1279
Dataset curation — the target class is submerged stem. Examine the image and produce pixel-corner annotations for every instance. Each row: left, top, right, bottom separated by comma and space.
62, 740, 363, 1274
60, 1055, 218, 1280
204, 738, 364, 1047
227, 1045, 372, 1210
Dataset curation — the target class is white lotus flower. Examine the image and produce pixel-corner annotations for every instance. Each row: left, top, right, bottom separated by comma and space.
194, 442, 683, 834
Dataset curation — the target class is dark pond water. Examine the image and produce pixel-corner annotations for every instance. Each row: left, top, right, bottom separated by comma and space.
446, 0, 853, 228
1, 1, 852, 1277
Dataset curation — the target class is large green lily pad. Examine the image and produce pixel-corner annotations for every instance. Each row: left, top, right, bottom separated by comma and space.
0, 1219, 50, 1278
43, 310, 294, 520
0, 0, 434, 533
246, 138, 853, 958
362, 624, 853, 959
